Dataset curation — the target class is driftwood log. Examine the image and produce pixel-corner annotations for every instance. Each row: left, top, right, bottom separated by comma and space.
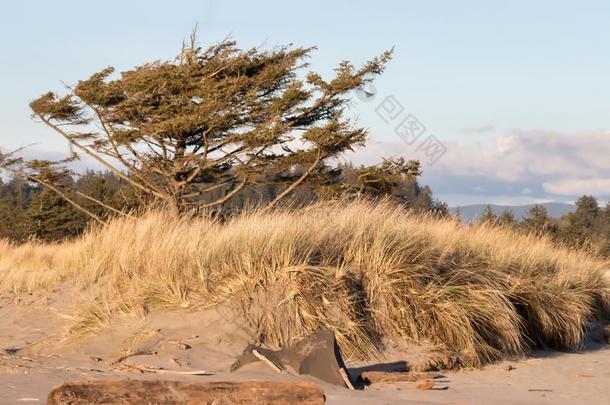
231, 330, 353, 388
47, 380, 325, 405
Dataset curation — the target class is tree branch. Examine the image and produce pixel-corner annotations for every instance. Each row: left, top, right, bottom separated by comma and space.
200, 177, 247, 209
75, 191, 134, 219
37, 116, 171, 203
264, 149, 322, 211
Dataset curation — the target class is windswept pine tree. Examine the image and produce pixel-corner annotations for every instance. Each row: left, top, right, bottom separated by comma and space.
14, 33, 404, 215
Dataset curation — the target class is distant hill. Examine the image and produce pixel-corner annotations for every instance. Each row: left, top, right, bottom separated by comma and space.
450, 202, 575, 223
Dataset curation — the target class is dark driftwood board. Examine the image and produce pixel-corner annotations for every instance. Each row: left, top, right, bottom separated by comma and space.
47, 380, 325, 405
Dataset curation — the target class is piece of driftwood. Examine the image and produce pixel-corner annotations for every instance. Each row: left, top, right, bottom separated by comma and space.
47, 380, 325, 405
110, 349, 156, 365
231, 330, 352, 388
117, 363, 215, 375
361, 371, 445, 384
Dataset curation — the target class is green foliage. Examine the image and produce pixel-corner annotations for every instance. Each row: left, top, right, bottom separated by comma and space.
558, 196, 608, 253
75, 171, 135, 216
498, 208, 517, 227
521, 205, 557, 236
560, 196, 600, 245
0, 176, 32, 240
24, 188, 87, 241
479, 205, 497, 225
0, 171, 131, 242
474, 198, 609, 258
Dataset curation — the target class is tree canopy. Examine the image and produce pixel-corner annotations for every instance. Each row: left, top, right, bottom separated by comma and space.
20, 35, 404, 214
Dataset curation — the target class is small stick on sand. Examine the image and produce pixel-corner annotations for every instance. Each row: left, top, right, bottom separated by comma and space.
111, 349, 156, 365
118, 364, 214, 375
252, 349, 283, 373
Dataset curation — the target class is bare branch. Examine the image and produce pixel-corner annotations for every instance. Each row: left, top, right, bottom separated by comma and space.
36, 116, 171, 203
200, 177, 248, 209
264, 150, 323, 211
75, 191, 134, 219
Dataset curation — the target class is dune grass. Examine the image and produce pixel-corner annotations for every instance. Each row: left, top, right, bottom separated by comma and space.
1, 201, 608, 366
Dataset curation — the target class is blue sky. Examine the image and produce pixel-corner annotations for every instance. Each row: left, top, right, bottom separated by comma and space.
1, 0, 609, 206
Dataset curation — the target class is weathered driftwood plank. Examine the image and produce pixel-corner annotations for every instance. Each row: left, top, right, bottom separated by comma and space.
47, 380, 325, 405
231, 330, 353, 389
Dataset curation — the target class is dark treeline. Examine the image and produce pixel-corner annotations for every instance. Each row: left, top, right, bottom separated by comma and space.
0, 171, 135, 241
473, 197, 610, 257
2, 167, 607, 259
0, 164, 447, 242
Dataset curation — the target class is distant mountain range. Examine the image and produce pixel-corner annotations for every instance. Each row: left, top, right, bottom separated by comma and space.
449, 202, 575, 223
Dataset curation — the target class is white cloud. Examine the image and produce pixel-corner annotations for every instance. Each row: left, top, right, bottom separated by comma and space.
542, 178, 610, 196
346, 128, 610, 204
433, 130, 610, 183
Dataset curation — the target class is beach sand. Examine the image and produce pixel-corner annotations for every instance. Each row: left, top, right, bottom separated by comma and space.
1, 288, 609, 404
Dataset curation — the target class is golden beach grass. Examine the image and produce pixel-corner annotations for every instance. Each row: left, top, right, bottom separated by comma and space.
1, 201, 608, 366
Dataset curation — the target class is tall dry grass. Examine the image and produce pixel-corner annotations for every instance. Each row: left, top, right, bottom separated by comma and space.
1, 201, 608, 366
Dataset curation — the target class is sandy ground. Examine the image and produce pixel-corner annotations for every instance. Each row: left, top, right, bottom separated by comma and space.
1, 289, 609, 404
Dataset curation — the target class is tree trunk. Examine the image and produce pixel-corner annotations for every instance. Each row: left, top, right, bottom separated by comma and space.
47, 380, 325, 405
